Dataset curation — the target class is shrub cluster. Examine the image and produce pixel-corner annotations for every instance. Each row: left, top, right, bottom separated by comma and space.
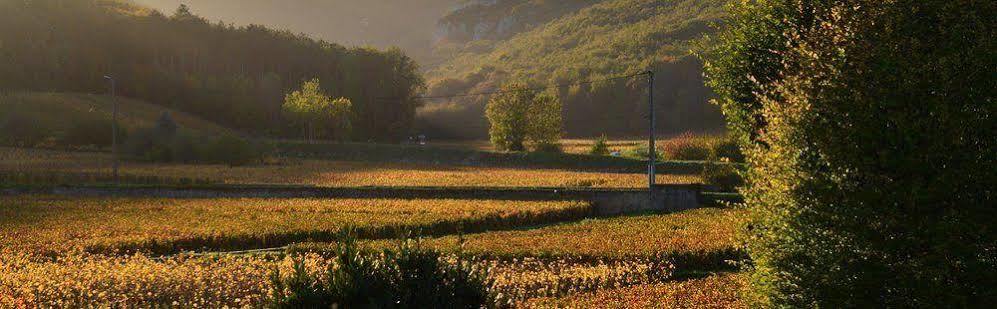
269, 237, 493, 308
589, 135, 610, 156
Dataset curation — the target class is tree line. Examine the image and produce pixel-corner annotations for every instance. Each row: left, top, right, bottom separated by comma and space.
0, 0, 424, 142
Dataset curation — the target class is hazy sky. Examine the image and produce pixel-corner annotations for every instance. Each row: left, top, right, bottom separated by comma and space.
133, 0, 459, 59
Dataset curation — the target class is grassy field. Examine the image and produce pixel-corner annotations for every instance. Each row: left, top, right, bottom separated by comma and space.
0, 196, 591, 256
0, 147, 700, 187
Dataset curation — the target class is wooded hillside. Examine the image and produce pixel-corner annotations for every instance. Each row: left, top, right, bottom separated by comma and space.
0, 0, 424, 141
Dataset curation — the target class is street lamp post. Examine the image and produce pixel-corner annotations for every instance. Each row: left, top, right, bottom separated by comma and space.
104, 76, 119, 184
647, 71, 656, 190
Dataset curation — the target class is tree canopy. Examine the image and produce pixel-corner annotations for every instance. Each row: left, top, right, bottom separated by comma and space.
485, 83, 563, 152
703, 0, 996, 307
283, 79, 352, 142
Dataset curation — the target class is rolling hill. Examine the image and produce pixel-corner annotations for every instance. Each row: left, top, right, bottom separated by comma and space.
0, 92, 235, 146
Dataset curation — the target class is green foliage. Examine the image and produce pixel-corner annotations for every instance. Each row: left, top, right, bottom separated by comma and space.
704, 0, 997, 307
282, 79, 353, 142
269, 236, 493, 308
486, 83, 563, 152
589, 135, 610, 156
0, 0, 424, 141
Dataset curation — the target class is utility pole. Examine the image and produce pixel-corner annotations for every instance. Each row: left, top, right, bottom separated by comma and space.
647, 71, 656, 191
104, 76, 119, 184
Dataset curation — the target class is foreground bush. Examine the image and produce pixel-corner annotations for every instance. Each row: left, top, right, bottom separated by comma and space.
704, 0, 995, 307
270, 238, 493, 308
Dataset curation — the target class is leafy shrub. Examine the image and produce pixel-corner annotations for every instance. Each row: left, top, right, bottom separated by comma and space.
589, 135, 610, 156
269, 236, 493, 308
660, 133, 712, 161
61, 118, 128, 148
704, 0, 996, 307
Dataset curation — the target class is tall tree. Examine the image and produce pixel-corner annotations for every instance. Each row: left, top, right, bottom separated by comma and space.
283, 79, 352, 142
703, 0, 996, 307
485, 82, 563, 151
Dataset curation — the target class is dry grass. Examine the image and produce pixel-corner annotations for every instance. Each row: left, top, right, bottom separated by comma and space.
0, 147, 700, 187
0, 196, 589, 256
522, 272, 747, 309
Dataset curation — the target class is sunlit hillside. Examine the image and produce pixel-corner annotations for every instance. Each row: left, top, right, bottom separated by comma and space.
419, 0, 727, 139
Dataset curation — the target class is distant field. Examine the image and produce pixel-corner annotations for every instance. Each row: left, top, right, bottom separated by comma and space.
429, 138, 662, 155
0, 196, 590, 255
0, 147, 701, 187
0, 92, 233, 136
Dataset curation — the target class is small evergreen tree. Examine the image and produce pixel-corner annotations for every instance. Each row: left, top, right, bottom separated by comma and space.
589, 135, 610, 156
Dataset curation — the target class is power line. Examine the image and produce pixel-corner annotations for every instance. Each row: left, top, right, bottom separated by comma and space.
377, 71, 650, 101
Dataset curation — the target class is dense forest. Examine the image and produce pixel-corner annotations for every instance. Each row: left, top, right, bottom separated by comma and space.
420, 0, 727, 139
0, 0, 425, 142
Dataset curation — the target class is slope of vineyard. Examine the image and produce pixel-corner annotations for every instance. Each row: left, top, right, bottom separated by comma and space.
420, 0, 727, 139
